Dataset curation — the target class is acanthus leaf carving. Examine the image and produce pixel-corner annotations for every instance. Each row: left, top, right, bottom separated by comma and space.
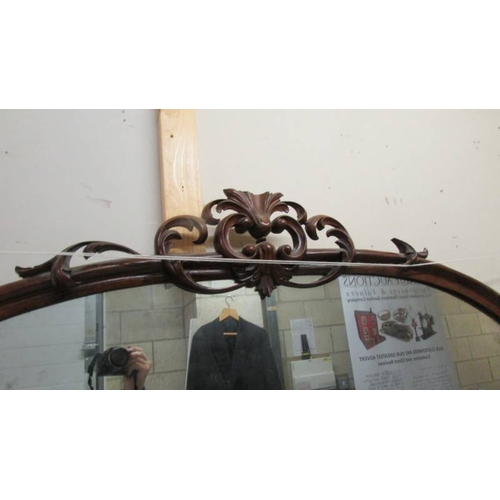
12, 190, 430, 299
391, 238, 429, 264
16, 241, 140, 289
154, 216, 208, 255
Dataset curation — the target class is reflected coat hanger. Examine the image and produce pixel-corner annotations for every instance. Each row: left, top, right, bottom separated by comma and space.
219, 295, 239, 323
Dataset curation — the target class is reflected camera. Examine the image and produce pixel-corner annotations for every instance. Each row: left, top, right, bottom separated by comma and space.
97, 347, 130, 376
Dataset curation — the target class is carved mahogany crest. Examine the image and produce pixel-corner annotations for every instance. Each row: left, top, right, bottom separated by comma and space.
15, 189, 428, 299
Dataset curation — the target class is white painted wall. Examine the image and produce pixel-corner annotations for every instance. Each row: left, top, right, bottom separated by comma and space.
0, 110, 162, 285
0, 110, 498, 293
196, 110, 500, 291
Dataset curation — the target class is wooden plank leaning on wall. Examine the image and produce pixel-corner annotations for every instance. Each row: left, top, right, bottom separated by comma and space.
158, 110, 204, 253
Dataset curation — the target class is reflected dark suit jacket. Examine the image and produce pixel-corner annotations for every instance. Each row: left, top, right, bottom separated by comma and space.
186, 317, 282, 390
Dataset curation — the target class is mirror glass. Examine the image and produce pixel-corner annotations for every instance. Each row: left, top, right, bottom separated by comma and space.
1, 278, 499, 390
273, 276, 500, 390
0, 297, 91, 390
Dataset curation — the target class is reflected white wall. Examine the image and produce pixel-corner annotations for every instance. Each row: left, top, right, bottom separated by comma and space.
0, 299, 86, 389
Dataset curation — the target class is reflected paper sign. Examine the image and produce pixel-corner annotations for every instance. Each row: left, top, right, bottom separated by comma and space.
339, 275, 459, 390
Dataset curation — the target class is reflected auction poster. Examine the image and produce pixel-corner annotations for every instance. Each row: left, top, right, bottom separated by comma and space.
339, 275, 459, 390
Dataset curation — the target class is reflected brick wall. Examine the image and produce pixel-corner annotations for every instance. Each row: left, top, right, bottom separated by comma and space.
436, 292, 500, 389
104, 285, 194, 390
104, 282, 500, 390
104, 282, 262, 390
275, 280, 353, 390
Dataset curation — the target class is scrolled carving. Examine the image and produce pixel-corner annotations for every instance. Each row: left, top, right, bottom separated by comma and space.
158, 258, 245, 296
305, 215, 355, 260
154, 215, 208, 255
199, 189, 357, 294
153, 214, 250, 295
15, 241, 140, 289
3, 188, 499, 325
10, 190, 431, 300
202, 189, 291, 237
391, 238, 429, 264
272, 215, 308, 260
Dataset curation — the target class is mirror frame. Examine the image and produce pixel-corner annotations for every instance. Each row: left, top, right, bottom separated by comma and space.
1, 189, 499, 323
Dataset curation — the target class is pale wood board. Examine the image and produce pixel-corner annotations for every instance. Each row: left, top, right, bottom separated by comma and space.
158, 110, 204, 253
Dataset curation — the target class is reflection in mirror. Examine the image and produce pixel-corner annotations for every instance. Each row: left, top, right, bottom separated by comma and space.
0, 297, 93, 389
102, 278, 500, 390
273, 276, 500, 390
273, 278, 349, 390
1, 278, 500, 389
433, 289, 500, 389
103, 282, 264, 390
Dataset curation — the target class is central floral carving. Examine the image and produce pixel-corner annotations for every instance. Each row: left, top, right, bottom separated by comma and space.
202, 189, 309, 262
152, 189, 356, 296
13, 189, 434, 301
197, 189, 355, 296
16, 189, 357, 298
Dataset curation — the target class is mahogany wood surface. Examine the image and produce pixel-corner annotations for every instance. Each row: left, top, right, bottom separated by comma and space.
1, 189, 498, 324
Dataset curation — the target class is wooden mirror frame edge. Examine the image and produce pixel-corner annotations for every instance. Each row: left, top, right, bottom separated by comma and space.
1, 189, 498, 323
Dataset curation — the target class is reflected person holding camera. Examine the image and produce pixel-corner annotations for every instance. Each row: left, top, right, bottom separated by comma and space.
123, 346, 152, 390
87, 345, 152, 390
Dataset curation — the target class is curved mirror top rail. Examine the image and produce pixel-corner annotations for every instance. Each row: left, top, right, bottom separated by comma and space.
0, 189, 499, 324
